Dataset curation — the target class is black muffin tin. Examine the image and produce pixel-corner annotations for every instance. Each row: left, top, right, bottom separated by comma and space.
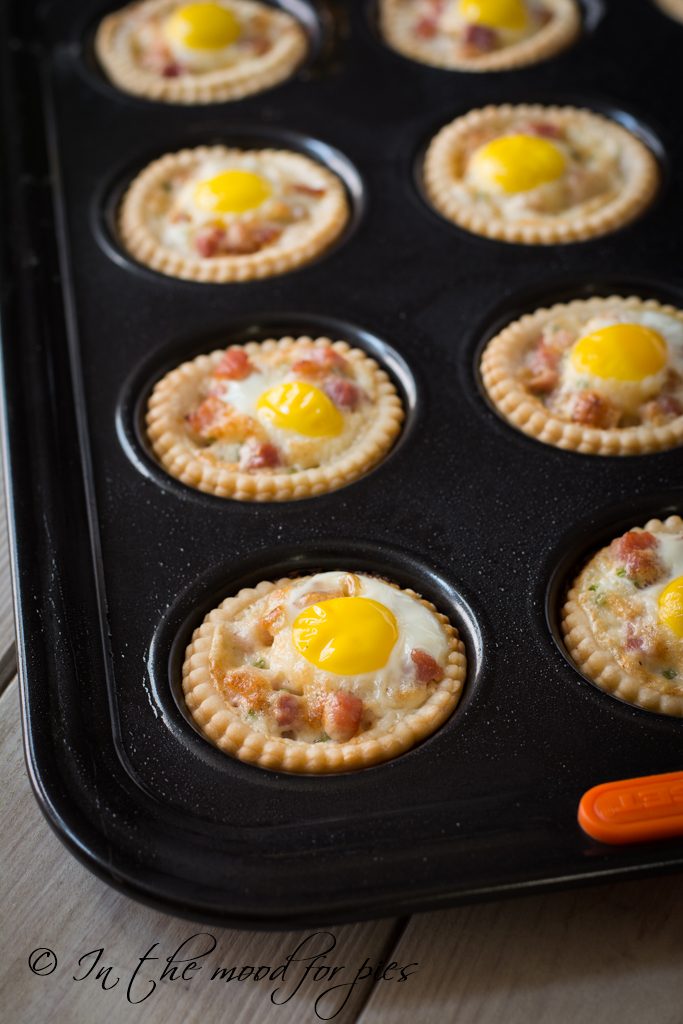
3, 0, 683, 928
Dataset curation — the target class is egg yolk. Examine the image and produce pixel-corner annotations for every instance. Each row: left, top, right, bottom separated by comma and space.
165, 3, 240, 50
469, 134, 566, 194
458, 0, 528, 30
193, 170, 271, 215
570, 324, 668, 382
658, 577, 683, 638
256, 382, 344, 437
293, 597, 399, 675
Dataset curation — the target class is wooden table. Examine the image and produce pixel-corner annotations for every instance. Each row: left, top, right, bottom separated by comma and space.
2, 479, 682, 1024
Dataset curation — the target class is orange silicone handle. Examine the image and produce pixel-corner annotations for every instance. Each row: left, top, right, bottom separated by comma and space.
578, 771, 683, 845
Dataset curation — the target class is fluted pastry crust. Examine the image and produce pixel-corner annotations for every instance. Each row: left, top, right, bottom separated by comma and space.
95, 0, 307, 104
423, 105, 658, 245
146, 336, 404, 499
481, 297, 683, 455
562, 517, 683, 716
182, 572, 466, 772
379, 0, 580, 71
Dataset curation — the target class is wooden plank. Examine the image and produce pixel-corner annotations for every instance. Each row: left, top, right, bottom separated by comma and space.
0, 680, 398, 1024
357, 873, 683, 1023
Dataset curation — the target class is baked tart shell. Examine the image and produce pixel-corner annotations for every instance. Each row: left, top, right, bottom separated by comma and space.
423, 104, 659, 245
95, 0, 309, 104
480, 296, 683, 455
118, 145, 351, 282
146, 336, 405, 500
182, 577, 467, 773
562, 516, 683, 717
379, 0, 580, 72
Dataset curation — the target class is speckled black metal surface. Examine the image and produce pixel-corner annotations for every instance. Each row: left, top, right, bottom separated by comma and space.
3, 0, 683, 927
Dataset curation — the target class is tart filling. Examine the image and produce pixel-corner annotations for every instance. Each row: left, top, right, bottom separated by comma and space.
379, 0, 580, 71
118, 145, 350, 281
182, 570, 466, 772
423, 105, 658, 244
481, 297, 683, 455
95, 0, 308, 104
146, 336, 404, 500
562, 517, 683, 716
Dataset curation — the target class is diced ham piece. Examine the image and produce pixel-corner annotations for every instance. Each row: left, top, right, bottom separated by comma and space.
186, 395, 223, 438
194, 223, 282, 258
274, 692, 300, 727
641, 395, 683, 424
323, 691, 363, 742
162, 62, 183, 77
571, 391, 620, 428
241, 442, 281, 471
463, 25, 499, 52
527, 121, 564, 139
289, 183, 326, 197
527, 341, 561, 394
195, 227, 225, 258
610, 530, 665, 588
214, 348, 253, 380
415, 15, 438, 38
411, 649, 444, 684
625, 622, 644, 651
291, 347, 349, 380
323, 376, 361, 410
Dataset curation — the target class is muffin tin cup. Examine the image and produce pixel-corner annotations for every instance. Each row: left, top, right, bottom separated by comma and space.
5, 0, 683, 926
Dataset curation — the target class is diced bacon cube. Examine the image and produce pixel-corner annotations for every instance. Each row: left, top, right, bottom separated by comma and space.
610, 531, 665, 588
162, 61, 183, 77
414, 15, 438, 38
240, 442, 281, 471
195, 227, 225, 258
274, 692, 300, 727
289, 183, 326, 197
526, 341, 560, 394
214, 348, 253, 380
411, 649, 444, 684
463, 25, 499, 52
323, 691, 363, 742
571, 391, 619, 428
527, 120, 563, 139
185, 394, 223, 438
323, 376, 361, 410
641, 395, 683, 424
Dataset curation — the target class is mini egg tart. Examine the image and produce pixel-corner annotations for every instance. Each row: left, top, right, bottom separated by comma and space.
423, 105, 658, 244
379, 0, 580, 72
118, 145, 350, 282
562, 517, 683, 716
654, 0, 683, 23
146, 336, 404, 500
182, 570, 466, 772
95, 0, 308, 104
480, 297, 683, 455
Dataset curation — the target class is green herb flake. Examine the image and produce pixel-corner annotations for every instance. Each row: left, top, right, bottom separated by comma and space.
246, 710, 257, 719
252, 657, 268, 669
663, 669, 678, 680
616, 568, 626, 577
315, 732, 330, 743
588, 584, 598, 591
